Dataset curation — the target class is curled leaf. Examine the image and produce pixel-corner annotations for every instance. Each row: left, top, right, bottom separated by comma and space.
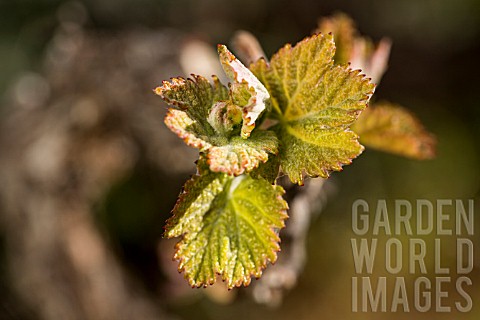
207, 131, 278, 176
155, 75, 229, 134
218, 45, 270, 138
156, 64, 277, 176
164, 109, 212, 150
163, 108, 278, 176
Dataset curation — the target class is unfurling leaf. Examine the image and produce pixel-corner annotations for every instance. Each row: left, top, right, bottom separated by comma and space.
218, 45, 270, 138
316, 12, 356, 65
207, 131, 278, 176
250, 33, 375, 184
155, 75, 229, 129
165, 171, 288, 288
158, 75, 278, 176
352, 102, 436, 159
317, 13, 392, 84
164, 108, 278, 175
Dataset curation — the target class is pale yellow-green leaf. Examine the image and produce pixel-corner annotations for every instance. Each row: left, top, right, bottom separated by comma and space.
165, 172, 288, 288
250, 34, 375, 184
352, 102, 436, 159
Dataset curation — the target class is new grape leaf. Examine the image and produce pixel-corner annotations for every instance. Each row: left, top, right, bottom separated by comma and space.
250, 33, 375, 184
317, 12, 356, 65
352, 102, 436, 159
165, 171, 288, 288
218, 45, 270, 139
316, 12, 392, 85
157, 75, 278, 176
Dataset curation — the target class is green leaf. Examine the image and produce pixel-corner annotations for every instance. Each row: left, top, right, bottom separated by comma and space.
155, 75, 229, 132
250, 33, 375, 184
164, 108, 278, 175
352, 101, 436, 159
165, 172, 288, 288
164, 108, 213, 150
249, 155, 281, 184
272, 123, 364, 184
207, 131, 278, 176
158, 74, 278, 176
218, 45, 270, 138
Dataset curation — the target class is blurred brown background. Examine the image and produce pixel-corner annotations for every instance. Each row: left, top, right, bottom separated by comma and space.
0, 0, 479, 319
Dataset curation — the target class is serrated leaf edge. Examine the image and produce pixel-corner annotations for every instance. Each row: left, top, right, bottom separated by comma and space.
166, 174, 288, 288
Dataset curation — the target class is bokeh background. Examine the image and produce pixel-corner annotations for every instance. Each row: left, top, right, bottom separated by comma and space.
0, 0, 479, 319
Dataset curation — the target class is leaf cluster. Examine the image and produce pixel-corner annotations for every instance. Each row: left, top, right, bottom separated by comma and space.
155, 13, 435, 288
155, 32, 374, 288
